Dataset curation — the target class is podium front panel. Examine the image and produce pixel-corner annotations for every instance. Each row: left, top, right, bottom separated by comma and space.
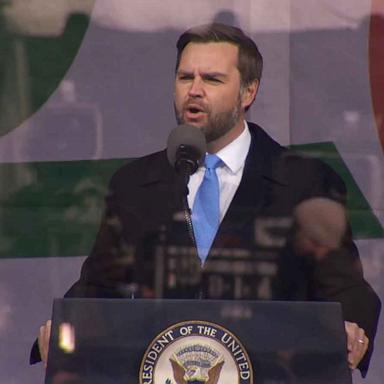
45, 299, 352, 384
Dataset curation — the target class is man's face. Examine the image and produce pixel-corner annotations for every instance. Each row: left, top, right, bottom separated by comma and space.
174, 42, 246, 144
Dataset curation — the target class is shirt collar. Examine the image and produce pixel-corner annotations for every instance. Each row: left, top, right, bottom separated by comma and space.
215, 121, 251, 174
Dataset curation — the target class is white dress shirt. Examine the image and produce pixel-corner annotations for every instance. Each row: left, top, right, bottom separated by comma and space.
187, 121, 251, 221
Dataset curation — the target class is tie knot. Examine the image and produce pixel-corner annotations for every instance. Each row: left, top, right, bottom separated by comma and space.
204, 154, 221, 170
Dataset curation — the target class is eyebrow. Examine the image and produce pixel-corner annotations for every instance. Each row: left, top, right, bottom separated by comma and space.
176, 70, 228, 79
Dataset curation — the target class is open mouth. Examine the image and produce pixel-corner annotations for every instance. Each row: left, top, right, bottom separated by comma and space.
187, 104, 204, 113
184, 104, 206, 120
188, 107, 202, 113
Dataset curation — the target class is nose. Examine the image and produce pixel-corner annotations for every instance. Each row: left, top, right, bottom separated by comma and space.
188, 77, 204, 98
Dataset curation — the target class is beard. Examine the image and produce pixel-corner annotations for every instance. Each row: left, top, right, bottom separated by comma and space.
175, 96, 242, 143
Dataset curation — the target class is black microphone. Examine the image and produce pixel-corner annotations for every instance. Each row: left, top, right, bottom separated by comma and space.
167, 124, 206, 241
167, 124, 206, 178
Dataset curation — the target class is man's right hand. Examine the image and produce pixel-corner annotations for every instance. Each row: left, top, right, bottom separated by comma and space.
38, 320, 51, 367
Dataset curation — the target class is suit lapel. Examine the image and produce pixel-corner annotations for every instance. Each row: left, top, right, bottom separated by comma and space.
210, 123, 287, 251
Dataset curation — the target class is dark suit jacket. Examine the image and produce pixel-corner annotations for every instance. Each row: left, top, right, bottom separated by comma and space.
31, 123, 381, 374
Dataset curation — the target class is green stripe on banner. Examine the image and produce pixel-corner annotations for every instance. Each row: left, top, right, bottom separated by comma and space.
0, 142, 382, 259
291, 142, 384, 239
0, 158, 128, 259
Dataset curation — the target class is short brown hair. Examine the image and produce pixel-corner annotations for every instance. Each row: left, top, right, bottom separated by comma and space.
176, 23, 263, 87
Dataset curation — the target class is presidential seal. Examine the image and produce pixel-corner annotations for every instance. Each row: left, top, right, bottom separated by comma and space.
139, 320, 253, 384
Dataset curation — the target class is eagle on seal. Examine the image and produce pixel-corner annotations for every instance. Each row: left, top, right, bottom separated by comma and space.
170, 356, 225, 384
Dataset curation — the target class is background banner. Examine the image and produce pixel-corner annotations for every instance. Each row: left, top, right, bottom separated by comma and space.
0, 1, 382, 383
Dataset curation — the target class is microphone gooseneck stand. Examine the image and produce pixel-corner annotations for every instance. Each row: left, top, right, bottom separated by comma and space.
174, 145, 200, 247
175, 153, 198, 246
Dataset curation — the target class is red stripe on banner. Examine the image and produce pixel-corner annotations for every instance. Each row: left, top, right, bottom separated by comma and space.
369, 0, 384, 152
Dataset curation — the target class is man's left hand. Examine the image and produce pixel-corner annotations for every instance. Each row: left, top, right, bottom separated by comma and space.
344, 321, 369, 370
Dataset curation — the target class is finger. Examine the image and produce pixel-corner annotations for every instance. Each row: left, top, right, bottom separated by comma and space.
344, 322, 361, 369
348, 329, 369, 369
38, 320, 52, 367
38, 326, 47, 366
348, 327, 361, 368
44, 320, 52, 367
344, 321, 357, 352
353, 328, 365, 354
355, 332, 368, 360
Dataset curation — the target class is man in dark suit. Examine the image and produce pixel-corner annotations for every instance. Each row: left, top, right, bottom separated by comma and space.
34, 23, 380, 376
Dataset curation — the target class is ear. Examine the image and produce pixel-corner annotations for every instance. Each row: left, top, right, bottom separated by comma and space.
241, 80, 259, 110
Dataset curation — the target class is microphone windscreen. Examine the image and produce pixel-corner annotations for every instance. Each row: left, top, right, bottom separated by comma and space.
166, 124, 206, 167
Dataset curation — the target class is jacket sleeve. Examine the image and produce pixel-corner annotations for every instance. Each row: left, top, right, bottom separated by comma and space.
307, 159, 381, 376
312, 239, 381, 376
29, 172, 134, 365
64, 172, 139, 299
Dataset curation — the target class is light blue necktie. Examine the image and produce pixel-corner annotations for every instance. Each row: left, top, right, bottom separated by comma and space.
192, 153, 221, 262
